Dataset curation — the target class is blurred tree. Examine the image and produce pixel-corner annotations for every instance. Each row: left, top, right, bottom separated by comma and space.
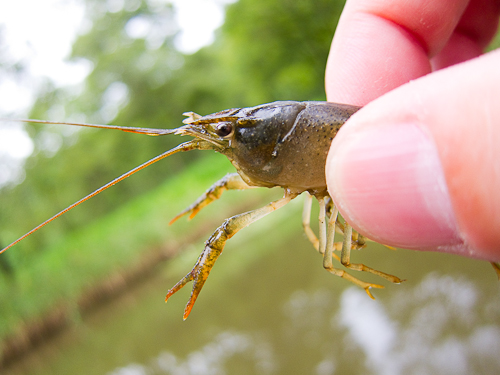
0, 0, 347, 264
0, 241, 14, 278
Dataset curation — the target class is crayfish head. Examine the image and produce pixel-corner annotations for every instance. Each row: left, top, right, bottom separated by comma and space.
174, 109, 239, 153
177, 102, 309, 187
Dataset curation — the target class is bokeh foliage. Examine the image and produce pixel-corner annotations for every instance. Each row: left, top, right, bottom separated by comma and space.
0, 0, 345, 267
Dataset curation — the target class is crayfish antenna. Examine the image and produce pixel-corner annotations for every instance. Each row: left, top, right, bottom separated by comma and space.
0, 118, 178, 136
0, 140, 202, 255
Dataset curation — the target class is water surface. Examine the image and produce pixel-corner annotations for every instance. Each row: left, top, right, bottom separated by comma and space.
5, 200, 500, 375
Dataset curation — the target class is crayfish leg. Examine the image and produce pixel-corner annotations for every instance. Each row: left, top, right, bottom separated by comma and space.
338, 222, 404, 284
302, 194, 403, 295
322, 202, 339, 270
318, 196, 327, 255
165, 270, 195, 303
323, 217, 386, 296
166, 193, 296, 320
491, 262, 500, 280
169, 173, 255, 225
302, 193, 320, 251
302, 194, 342, 266
302, 194, 346, 253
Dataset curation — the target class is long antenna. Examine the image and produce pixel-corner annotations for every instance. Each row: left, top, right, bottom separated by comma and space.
0, 118, 176, 136
0, 140, 200, 254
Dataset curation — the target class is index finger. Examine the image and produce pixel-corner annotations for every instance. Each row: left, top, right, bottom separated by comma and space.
325, 0, 499, 105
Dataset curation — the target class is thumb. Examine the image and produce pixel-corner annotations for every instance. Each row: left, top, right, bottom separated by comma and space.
326, 50, 500, 262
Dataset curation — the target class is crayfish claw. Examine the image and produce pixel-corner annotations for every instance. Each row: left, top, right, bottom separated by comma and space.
167, 195, 294, 319
164, 260, 210, 320
165, 270, 195, 303
166, 239, 224, 319
363, 283, 384, 300
182, 272, 210, 320
169, 173, 253, 226
169, 208, 192, 225
165, 266, 207, 320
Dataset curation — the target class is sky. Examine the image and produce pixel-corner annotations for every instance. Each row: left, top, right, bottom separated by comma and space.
0, 0, 235, 187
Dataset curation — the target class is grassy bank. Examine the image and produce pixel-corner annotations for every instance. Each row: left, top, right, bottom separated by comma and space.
0, 154, 281, 344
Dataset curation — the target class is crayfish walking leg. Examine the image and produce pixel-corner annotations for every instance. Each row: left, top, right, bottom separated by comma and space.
302, 194, 403, 298
492, 262, 500, 279
338, 221, 404, 289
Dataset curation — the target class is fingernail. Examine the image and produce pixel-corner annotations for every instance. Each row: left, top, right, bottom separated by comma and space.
327, 122, 463, 250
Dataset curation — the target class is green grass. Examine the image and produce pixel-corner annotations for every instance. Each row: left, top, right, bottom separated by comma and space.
0, 154, 281, 341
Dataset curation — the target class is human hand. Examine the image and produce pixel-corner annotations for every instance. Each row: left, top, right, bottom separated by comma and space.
325, 0, 500, 261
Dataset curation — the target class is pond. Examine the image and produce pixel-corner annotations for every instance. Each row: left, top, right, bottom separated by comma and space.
4, 199, 500, 375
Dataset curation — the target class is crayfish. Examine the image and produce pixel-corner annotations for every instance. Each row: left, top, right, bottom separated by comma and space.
1, 101, 427, 319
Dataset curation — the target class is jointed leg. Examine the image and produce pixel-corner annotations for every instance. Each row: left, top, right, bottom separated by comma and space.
492, 262, 500, 280
318, 196, 327, 255
303, 195, 356, 253
339, 222, 404, 285
170, 173, 254, 224
322, 208, 385, 297
166, 193, 296, 319
301, 194, 402, 296
302, 193, 319, 251
323, 204, 339, 269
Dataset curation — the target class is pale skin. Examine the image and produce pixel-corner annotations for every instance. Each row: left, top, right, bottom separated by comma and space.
325, 0, 500, 261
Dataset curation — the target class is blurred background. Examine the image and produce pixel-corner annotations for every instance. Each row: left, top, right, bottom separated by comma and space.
0, 0, 499, 374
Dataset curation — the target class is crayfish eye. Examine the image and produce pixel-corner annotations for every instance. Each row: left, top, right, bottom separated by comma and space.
215, 123, 234, 138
